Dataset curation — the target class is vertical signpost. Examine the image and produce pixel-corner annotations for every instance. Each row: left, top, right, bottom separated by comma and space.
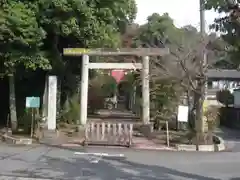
26, 96, 40, 137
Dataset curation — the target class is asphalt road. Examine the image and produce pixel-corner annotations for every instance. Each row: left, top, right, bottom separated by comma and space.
0, 144, 240, 180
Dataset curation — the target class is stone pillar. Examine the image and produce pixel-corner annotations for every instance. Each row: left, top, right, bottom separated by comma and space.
80, 55, 89, 125
47, 76, 57, 130
142, 56, 150, 124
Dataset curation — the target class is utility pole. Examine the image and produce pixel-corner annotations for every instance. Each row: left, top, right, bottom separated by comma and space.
195, 0, 207, 149
200, 0, 208, 99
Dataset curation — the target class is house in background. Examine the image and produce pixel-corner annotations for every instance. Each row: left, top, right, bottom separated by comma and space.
206, 69, 240, 100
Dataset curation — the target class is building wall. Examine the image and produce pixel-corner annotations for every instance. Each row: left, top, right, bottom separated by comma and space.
208, 79, 240, 90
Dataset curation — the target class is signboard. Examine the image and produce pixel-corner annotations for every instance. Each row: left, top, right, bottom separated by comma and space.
63, 48, 90, 55
177, 105, 189, 122
63, 48, 169, 56
26, 97, 40, 108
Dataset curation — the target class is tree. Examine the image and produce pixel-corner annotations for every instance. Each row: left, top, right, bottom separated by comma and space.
205, 0, 240, 67
131, 13, 190, 129
1, 0, 138, 128
37, 0, 137, 109
132, 13, 223, 144
0, 1, 49, 130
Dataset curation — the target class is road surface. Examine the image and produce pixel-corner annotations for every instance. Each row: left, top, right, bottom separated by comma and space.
0, 144, 240, 180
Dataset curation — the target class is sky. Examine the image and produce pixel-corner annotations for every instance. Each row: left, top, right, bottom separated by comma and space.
135, 0, 223, 32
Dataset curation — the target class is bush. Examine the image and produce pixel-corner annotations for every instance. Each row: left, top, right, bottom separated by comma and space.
204, 106, 220, 131
60, 94, 80, 124
88, 84, 105, 114
87, 74, 118, 114
150, 78, 180, 130
17, 109, 32, 134
101, 75, 117, 97
216, 89, 234, 107
17, 109, 43, 135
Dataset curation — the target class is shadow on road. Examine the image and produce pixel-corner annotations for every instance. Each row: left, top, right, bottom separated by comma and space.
215, 126, 240, 142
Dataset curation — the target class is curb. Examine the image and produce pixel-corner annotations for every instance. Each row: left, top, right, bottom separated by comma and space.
0, 133, 33, 145
175, 135, 225, 152
60, 142, 176, 151
132, 145, 176, 151
214, 135, 225, 151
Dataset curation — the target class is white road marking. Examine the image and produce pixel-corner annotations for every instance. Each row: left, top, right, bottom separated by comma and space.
90, 158, 100, 163
74, 152, 124, 157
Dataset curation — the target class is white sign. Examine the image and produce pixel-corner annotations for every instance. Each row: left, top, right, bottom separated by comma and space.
177, 105, 189, 122
47, 76, 57, 130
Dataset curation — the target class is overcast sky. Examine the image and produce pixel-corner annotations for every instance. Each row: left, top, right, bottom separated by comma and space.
135, 0, 223, 32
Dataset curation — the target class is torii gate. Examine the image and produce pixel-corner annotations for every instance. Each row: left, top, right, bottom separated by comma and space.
63, 48, 169, 125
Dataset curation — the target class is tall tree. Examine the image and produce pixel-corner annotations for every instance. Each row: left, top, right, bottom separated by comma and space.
0, 0, 138, 128
0, 1, 49, 130
205, 0, 240, 67
132, 13, 224, 143
36, 0, 137, 115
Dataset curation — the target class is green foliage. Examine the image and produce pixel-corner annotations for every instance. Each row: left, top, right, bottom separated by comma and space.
17, 109, 32, 134
216, 89, 234, 107
88, 79, 105, 114
37, 0, 136, 48
17, 108, 43, 134
87, 73, 119, 113
150, 79, 180, 129
0, 1, 50, 74
204, 0, 240, 67
204, 106, 220, 131
101, 75, 117, 97
0, 0, 137, 74
133, 13, 179, 47
131, 13, 189, 128
0, 0, 138, 126
60, 94, 80, 124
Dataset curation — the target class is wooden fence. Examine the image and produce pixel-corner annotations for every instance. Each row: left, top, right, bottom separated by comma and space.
84, 122, 133, 147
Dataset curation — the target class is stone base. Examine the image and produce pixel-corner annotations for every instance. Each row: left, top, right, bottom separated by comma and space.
137, 124, 153, 137
39, 129, 59, 144
42, 129, 59, 138
175, 135, 225, 152
0, 133, 32, 145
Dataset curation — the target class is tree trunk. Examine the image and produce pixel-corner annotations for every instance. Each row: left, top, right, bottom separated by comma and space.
195, 79, 205, 148
9, 75, 17, 131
